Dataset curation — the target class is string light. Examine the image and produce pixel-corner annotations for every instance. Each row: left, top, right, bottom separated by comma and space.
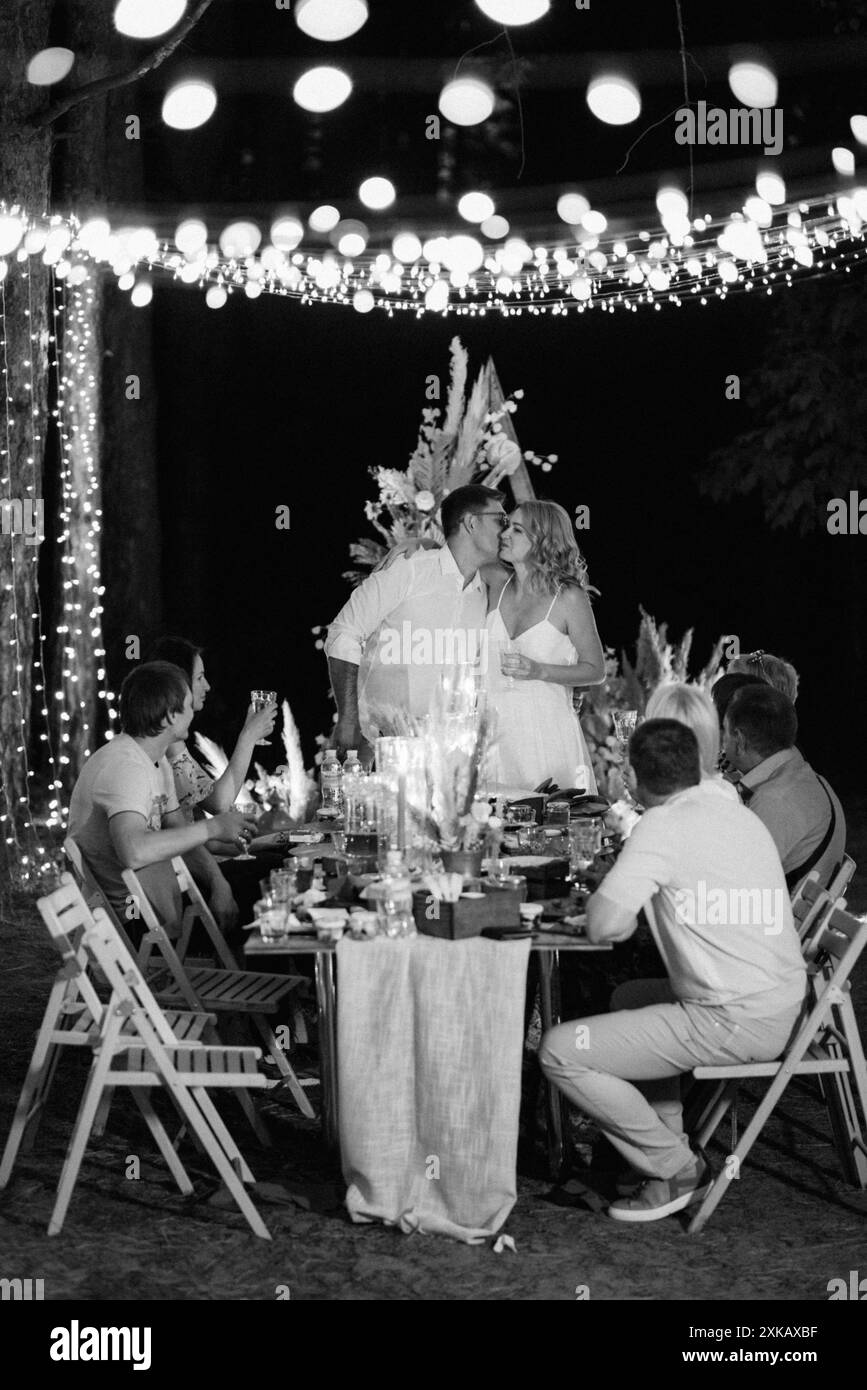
0, 263, 54, 884
3, 190, 861, 322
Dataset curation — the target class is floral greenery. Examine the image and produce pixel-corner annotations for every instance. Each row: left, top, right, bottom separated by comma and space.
342, 336, 556, 584
581, 608, 727, 801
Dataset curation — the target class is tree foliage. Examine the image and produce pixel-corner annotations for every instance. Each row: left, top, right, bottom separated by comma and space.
698, 276, 867, 535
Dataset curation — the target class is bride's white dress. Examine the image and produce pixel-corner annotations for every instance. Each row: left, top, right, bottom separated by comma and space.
484, 577, 597, 795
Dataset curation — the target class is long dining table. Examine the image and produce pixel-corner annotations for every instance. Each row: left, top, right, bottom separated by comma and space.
244, 925, 612, 1180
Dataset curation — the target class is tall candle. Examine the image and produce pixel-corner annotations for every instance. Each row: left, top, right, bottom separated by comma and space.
397, 773, 407, 851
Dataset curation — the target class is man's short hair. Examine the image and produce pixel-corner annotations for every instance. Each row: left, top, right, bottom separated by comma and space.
440, 484, 505, 538
629, 719, 702, 797
120, 661, 190, 738
710, 672, 766, 728
725, 684, 797, 758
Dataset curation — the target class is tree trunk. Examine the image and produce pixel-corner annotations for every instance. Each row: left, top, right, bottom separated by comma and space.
0, 0, 53, 879
53, 1, 162, 766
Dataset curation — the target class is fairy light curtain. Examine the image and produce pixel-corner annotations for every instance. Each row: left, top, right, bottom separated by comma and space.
0, 263, 115, 887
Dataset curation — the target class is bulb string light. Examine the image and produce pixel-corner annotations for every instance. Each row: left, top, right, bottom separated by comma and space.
2, 190, 865, 319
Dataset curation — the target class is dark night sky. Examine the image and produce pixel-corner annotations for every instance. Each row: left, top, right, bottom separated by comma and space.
116, 0, 867, 788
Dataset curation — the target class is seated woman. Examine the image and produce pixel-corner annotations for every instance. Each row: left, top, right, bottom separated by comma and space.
148, 636, 276, 826
727, 649, 799, 703
644, 682, 738, 798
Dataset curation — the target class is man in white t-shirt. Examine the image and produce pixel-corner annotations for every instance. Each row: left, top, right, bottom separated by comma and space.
68, 662, 256, 933
539, 719, 806, 1223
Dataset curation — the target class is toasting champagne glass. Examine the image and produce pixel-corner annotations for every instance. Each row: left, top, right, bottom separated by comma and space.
612, 709, 638, 806
251, 689, 277, 747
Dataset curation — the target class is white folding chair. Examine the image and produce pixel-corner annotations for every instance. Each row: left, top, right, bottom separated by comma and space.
123, 864, 315, 1119
64, 839, 273, 1144
0, 874, 219, 1177
791, 870, 834, 943
688, 896, 867, 1234
828, 853, 856, 903
2, 878, 273, 1239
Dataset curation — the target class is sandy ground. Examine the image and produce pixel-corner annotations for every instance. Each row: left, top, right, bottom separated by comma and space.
2, 809, 866, 1303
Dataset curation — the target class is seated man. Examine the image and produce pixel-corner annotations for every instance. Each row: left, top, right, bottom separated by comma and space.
68, 661, 255, 935
723, 684, 846, 892
539, 719, 806, 1223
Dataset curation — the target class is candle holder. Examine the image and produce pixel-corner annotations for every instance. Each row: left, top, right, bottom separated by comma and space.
374, 736, 427, 862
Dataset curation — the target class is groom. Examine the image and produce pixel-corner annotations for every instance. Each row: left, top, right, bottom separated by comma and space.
325, 484, 506, 763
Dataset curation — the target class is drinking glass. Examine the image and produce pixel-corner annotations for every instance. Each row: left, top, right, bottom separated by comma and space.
500, 644, 519, 688
568, 822, 603, 892
612, 709, 639, 806
487, 856, 512, 885
250, 689, 277, 747
270, 868, 296, 903
233, 820, 256, 861
504, 803, 534, 828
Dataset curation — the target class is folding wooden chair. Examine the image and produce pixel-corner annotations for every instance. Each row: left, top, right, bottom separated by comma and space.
32, 883, 273, 1239
63, 841, 273, 1145
123, 864, 315, 1119
170, 856, 308, 1045
791, 870, 834, 943
688, 896, 867, 1234
828, 853, 856, 903
0, 874, 221, 1181
2, 877, 273, 1238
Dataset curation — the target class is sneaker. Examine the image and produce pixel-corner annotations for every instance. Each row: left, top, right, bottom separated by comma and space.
614, 1168, 645, 1198
607, 1159, 711, 1223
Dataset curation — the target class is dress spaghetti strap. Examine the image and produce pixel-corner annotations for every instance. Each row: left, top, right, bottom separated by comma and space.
496, 574, 513, 611
544, 585, 562, 622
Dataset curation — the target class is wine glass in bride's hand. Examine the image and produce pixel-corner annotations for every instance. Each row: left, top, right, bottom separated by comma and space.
500, 645, 520, 687
250, 689, 277, 747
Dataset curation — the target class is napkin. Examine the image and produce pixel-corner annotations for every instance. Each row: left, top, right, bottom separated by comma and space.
421, 872, 465, 904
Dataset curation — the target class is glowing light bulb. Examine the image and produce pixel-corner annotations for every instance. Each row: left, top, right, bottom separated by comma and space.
359, 177, 396, 210
309, 205, 340, 233
162, 79, 216, 130
438, 77, 494, 127
458, 191, 495, 223
293, 67, 352, 113
294, 0, 368, 41
392, 232, 422, 262
175, 218, 208, 255
26, 47, 75, 86
586, 75, 640, 125
475, 0, 550, 24
728, 61, 777, 109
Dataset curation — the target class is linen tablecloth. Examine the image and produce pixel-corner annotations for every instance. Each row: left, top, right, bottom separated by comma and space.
338, 934, 531, 1243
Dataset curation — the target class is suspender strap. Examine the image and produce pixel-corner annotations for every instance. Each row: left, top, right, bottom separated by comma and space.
784, 777, 838, 892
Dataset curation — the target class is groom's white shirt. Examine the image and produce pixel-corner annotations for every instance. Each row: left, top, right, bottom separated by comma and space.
325, 545, 486, 740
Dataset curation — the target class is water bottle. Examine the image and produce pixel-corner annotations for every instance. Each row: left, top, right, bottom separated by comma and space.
377, 849, 415, 938
343, 749, 363, 779
319, 749, 343, 818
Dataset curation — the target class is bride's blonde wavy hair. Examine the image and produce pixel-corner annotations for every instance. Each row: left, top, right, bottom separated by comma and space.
512, 500, 595, 596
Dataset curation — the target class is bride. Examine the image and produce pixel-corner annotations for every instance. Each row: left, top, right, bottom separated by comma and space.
482, 500, 604, 795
